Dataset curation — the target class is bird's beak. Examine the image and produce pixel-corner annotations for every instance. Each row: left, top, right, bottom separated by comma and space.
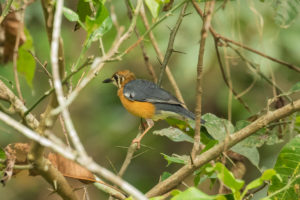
103, 78, 113, 83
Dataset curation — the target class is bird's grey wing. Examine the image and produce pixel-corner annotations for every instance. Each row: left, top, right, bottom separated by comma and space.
123, 79, 182, 105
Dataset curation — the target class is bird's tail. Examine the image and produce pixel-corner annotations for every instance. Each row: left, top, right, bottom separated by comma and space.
154, 103, 205, 123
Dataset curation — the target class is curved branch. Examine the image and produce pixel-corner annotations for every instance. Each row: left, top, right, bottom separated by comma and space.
146, 99, 300, 197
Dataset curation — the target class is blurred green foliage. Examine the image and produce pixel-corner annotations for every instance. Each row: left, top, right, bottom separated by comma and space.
0, 0, 299, 199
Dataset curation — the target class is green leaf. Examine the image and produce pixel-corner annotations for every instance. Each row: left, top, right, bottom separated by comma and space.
76, 0, 92, 23
202, 113, 234, 141
153, 126, 194, 143
161, 153, 189, 166
288, 82, 300, 93
17, 28, 36, 87
145, 0, 161, 18
203, 114, 260, 168
165, 118, 195, 137
272, 0, 300, 28
86, 2, 109, 34
85, 16, 112, 48
241, 169, 276, 198
171, 187, 223, 200
150, 197, 163, 200
210, 163, 244, 199
0, 148, 6, 168
0, 148, 6, 160
236, 120, 282, 148
231, 142, 260, 169
268, 137, 300, 199
161, 171, 172, 181
63, 7, 79, 22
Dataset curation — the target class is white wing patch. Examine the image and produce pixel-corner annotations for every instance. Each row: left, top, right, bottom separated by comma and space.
124, 91, 135, 99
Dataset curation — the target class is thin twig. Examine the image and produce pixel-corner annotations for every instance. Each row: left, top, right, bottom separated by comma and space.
140, 3, 186, 105
50, 0, 88, 158
59, 114, 70, 147
12, 5, 25, 103
146, 99, 300, 197
229, 44, 292, 102
0, 111, 148, 200
214, 38, 252, 113
191, 1, 215, 159
24, 58, 93, 116
0, 0, 14, 24
191, 1, 300, 73
157, 3, 188, 86
51, 0, 143, 113
28, 50, 52, 78
124, 0, 157, 82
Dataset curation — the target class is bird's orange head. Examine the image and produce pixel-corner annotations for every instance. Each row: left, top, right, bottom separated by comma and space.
103, 70, 136, 88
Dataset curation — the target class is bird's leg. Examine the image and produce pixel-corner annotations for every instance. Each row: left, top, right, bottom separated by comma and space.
132, 119, 154, 149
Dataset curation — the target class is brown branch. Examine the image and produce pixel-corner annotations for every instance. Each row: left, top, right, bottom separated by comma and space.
229, 44, 292, 102
140, 4, 186, 105
191, 1, 300, 73
28, 50, 51, 78
157, 2, 188, 86
214, 39, 252, 113
25, 0, 77, 199
191, 1, 215, 159
146, 99, 300, 197
12, 4, 25, 103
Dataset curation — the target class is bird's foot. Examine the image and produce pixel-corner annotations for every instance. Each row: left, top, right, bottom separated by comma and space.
132, 138, 141, 149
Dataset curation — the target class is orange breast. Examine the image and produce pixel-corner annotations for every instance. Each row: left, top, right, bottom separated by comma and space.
118, 88, 155, 119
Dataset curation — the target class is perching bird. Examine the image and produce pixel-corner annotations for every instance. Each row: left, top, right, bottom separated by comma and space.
103, 70, 202, 148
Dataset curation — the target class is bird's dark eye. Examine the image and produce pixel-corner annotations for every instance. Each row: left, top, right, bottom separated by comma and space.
112, 74, 118, 82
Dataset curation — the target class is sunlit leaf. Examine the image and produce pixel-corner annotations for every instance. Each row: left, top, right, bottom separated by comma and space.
17, 28, 36, 87
203, 114, 260, 168
208, 162, 244, 199
268, 137, 300, 199
161, 153, 189, 166
241, 169, 276, 198
86, 2, 109, 34
161, 171, 172, 181
145, 0, 161, 18
153, 126, 194, 143
63, 7, 79, 22
202, 113, 234, 141
171, 187, 224, 200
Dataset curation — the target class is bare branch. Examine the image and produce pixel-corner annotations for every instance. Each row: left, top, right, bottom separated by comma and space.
0, 111, 147, 200
147, 99, 300, 197
12, 4, 25, 103
191, 1, 300, 73
157, 2, 188, 86
140, 3, 186, 105
50, 0, 88, 158
191, 1, 215, 159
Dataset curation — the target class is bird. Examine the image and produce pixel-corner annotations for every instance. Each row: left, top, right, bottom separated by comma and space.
103, 70, 203, 148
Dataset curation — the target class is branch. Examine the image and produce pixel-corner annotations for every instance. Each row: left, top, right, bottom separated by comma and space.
214, 39, 252, 113
191, 1, 300, 73
0, 111, 147, 200
140, 3, 186, 105
157, 2, 188, 86
191, 1, 215, 159
146, 99, 300, 197
24, 58, 92, 116
125, 0, 157, 82
0, 0, 14, 24
50, 0, 87, 158
50, 0, 143, 113
12, 4, 26, 103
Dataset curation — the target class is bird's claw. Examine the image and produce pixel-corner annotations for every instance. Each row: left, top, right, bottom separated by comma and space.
132, 138, 141, 149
